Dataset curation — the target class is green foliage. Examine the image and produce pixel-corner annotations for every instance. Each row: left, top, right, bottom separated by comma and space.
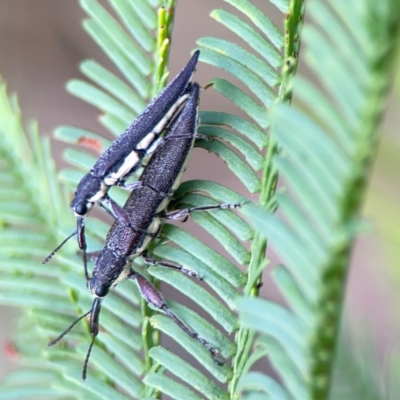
237, 0, 400, 399
1, 0, 400, 399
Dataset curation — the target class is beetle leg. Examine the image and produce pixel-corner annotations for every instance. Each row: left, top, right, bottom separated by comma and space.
100, 196, 160, 238
85, 250, 102, 263
143, 254, 203, 280
119, 180, 143, 191
165, 202, 244, 221
129, 271, 224, 366
100, 196, 131, 225
153, 132, 210, 152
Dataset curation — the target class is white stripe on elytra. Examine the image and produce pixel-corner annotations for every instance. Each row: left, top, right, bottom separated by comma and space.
103, 93, 190, 187
149, 93, 190, 137
104, 151, 141, 186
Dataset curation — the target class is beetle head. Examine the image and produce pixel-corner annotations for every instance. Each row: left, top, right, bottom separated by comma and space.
70, 173, 103, 217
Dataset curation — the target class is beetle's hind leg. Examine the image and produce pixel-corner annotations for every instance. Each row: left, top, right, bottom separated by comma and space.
129, 271, 224, 365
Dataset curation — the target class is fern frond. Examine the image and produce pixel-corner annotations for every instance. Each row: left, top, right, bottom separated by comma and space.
0, 0, 303, 395
0, 76, 146, 398
40, 0, 292, 396
140, 1, 305, 397
45, 0, 293, 396
238, 0, 400, 398
0, 1, 177, 398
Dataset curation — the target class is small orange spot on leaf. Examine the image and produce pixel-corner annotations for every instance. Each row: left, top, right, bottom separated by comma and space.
4, 341, 19, 362
78, 137, 103, 154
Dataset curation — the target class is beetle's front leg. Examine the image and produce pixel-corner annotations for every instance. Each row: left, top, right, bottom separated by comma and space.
100, 196, 160, 238
100, 196, 131, 226
76, 217, 90, 282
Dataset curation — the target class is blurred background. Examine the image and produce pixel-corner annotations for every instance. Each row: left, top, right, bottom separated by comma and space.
0, 0, 399, 390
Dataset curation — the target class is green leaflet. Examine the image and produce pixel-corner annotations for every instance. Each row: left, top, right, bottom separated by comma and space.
211, 9, 282, 68
271, 265, 315, 327
0, 275, 66, 297
199, 47, 275, 105
100, 113, 129, 136
150, 245, 239, 308
144, 373, 202, 400
275, 194, 327, 263
150, 314, 232, 382
198, 126, 264, 171
160, 224, 246, 287
83, 19, 150, 97
2, 369, 59, 386
199, 111, 268, 149
175, 179, 248, 204
63, 148, 99, 171
269, 0, 290, 13
198, 37, 280, 87
224, 0, 284, 49
196, 137, 261, 192
0, 386, 71, 400
170, 192, 253, 242
207, 78, 268, 128
0, 292, 74, 312
109, 0, 156, 51
237, 371, 292, 400
190, 211, 250, 265
256, 336, 308, 400
80, 0, 151, 75
148, 268, 237, 332
53, 359, 133, 400
54, 127, 110, 154
127, 0, 158, 30
293, 77, 354, 154
76, 344, 144, 397
67, 80, 136, 125
80, 60, 147, 113
152, 301, 236, 358
148, 347, 229, 400
237, 0, 400, 398
238, 297, 308, 378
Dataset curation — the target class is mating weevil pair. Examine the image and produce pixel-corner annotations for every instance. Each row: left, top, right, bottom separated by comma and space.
43, 51, 200, 279
46, 52, 242, 379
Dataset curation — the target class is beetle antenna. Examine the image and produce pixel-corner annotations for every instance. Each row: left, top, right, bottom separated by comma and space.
82, 335, 96, 381
42, 230, 78, 264
47, 310, 91, 346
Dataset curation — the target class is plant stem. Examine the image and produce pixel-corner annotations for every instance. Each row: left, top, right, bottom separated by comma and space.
142, 3, 176, 394
311, 19, 400, 397
230, 1, 306, 397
